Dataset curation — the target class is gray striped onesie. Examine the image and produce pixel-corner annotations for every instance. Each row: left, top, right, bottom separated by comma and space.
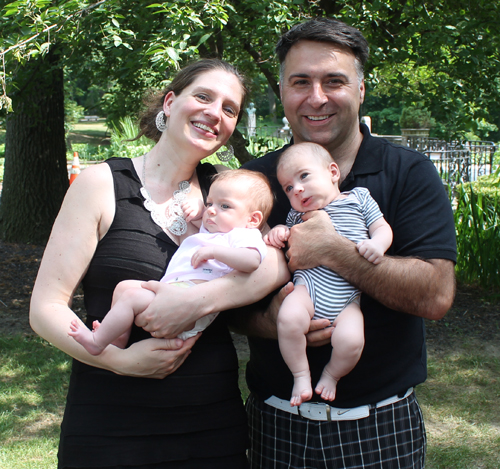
288, 187, 383, 321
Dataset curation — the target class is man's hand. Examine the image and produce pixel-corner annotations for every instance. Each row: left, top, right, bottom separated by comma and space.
287, 210, 339, 272
306, 319, 333, 347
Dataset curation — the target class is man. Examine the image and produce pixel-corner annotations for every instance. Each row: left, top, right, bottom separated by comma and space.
240, 18, 456, 468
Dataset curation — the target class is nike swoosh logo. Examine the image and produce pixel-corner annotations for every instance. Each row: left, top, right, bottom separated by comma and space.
337, 409, 350, 415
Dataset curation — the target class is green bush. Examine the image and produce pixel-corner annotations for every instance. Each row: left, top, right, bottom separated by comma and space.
454, 169, 500, 289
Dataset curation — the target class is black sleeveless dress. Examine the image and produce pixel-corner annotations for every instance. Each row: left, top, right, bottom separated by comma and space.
58, 158, 248, 469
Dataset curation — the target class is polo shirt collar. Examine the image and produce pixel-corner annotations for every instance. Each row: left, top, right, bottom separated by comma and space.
341, 123, 384, 189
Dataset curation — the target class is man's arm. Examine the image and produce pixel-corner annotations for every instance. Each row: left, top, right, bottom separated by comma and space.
286, 210, 455, 320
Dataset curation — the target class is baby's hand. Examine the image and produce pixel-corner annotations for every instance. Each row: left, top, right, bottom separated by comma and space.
191, 246, 215, 269
357, 239, 385, 264
263, 225, 290, 249
182, 199, 205, 223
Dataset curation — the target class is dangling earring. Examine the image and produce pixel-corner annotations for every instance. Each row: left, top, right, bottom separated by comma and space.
216, 145, 234, 162
156, 111, 167, 132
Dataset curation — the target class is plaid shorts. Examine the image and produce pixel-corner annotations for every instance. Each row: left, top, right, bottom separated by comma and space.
246, 391, 426, 469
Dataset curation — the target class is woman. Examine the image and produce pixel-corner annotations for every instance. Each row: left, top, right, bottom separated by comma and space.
30, 59, 289, 468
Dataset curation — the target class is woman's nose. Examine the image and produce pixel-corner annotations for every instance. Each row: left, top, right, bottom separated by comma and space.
203, 101, 222, 122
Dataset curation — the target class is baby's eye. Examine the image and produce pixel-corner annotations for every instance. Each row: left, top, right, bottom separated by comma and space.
205, 202, 213, 207
221, 203, 230, 209
285, 185, 293, 193
300, 172, 309, 180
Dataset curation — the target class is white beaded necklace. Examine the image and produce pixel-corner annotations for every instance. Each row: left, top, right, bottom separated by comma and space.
139, 153, 191, 236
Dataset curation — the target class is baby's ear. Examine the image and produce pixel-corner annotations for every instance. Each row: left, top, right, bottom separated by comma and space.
247, 211, 264, 229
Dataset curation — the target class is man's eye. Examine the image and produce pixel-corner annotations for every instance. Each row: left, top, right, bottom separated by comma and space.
292, 78, 310, 86
196, 94, 210, 102
327, 79, 343, 87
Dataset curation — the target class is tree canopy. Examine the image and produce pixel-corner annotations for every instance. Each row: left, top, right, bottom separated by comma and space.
1, 0, 500, 242
2, 0, 500, 136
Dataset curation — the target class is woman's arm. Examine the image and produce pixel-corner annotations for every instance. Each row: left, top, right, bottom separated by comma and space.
30, 164, 196, 379
136, 245, 291, 338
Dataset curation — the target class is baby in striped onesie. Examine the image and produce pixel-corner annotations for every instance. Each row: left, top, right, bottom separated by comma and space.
264, 142, 393, 407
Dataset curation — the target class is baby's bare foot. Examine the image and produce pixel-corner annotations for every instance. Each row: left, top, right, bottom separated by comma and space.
315, 370, 339, 401
290, 374, 313, 407
69, 319, 105, 355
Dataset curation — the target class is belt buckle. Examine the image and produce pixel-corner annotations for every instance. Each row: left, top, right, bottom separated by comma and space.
297, 402, 332, 422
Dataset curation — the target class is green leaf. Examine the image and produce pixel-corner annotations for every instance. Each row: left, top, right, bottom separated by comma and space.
166, 47, 180, 61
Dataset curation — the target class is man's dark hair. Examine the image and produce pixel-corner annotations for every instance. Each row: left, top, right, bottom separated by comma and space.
276, 18, 369, 81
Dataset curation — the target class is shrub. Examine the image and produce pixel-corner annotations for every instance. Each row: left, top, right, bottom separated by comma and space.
454, 169, 500, 288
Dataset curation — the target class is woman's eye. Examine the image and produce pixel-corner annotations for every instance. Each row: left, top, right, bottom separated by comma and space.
224, 107, 237, 118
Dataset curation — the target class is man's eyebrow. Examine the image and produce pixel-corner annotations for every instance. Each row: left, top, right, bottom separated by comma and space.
287, 72, 349, 81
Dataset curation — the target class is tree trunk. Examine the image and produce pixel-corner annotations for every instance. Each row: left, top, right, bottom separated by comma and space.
228, 127, 253, 165
0, 48, 68, 245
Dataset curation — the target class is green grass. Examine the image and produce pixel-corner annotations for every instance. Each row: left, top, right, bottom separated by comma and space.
421, 339, 500, 469
70, 120, 109, 138
1, 336, 499, 468
0, 336, 70, 469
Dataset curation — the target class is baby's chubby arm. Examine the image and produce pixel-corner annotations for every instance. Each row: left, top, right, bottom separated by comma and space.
192, 246, 262, 273
263, 224, 290, 249
182, 199, 205, 228
356, 217, 393, 265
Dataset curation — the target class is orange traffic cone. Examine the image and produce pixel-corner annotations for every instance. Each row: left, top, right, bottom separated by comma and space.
69, 152, 80, 185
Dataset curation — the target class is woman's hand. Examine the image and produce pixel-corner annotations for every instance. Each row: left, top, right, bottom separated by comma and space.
109, 334, 200, 379
135, 281, 202, 338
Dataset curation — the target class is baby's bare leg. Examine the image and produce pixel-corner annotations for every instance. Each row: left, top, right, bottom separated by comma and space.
315, 301, 365, 401
69, 280, 155, 355
277, 284, 315, 407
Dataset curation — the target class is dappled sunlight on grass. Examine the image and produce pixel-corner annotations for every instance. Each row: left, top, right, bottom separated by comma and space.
420, 340, 500, 469
0, 336, 69, 468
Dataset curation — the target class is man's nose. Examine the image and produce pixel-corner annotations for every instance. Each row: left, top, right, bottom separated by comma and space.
309, 83, 328, 107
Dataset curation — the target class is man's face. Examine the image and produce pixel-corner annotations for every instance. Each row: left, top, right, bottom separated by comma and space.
280, 40, 365, 154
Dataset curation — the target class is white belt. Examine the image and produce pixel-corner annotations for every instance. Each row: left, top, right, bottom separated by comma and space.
264, 388, 413, 422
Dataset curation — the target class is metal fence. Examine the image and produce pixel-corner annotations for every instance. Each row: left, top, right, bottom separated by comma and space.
401, 136, 497, 190
240, 125, 498, 190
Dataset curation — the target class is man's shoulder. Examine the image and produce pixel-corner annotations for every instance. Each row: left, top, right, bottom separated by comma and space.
363, 132, 429, 163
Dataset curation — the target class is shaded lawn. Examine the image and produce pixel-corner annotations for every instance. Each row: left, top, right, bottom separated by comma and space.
1, 335, 499, 469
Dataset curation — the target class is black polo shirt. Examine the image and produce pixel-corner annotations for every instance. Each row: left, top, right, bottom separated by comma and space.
243, 124, 456, 407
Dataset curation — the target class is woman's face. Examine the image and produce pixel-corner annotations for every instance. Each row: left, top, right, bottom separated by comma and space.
164, 69, 244, 157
